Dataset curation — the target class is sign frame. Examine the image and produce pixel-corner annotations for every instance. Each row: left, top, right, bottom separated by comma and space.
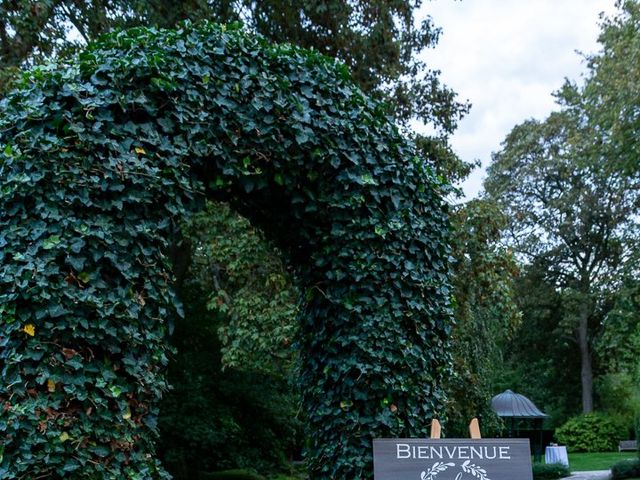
373, 437, 533, 480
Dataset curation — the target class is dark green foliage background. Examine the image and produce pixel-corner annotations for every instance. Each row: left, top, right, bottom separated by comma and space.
495, 264, 583, 426
0, 23, 451, 478
157, 276, 299, 478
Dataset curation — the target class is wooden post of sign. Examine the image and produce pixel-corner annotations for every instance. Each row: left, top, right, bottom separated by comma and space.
469, 418, 482, 439
430, 419, 441, 439
428, 418, 480, 439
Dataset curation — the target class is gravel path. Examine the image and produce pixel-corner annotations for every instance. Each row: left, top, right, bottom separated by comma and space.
567, 471, 611, 480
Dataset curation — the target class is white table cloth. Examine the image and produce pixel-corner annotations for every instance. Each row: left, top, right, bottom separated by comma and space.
545, 446, 569, 466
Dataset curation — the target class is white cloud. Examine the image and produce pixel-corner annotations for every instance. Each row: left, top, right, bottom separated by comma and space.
416, 0, 619, 199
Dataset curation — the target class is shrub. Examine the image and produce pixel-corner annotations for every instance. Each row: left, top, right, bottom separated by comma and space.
611, 458, 640, 480
555, 413, 627, 452
532, 463, 571, 480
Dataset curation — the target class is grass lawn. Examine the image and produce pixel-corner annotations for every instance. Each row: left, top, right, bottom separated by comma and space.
568, 451, 638, 471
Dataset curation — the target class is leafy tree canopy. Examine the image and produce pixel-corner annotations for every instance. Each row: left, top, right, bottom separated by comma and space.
485, 107, 640, 413
487, 0, 640, 424
183, 201, 299, 374
564, 0, 640, 175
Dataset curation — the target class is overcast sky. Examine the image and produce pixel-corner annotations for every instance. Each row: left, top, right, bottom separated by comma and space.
415, 0, 619, 199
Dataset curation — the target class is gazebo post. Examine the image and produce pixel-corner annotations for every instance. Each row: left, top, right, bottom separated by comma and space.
533, 418, 541, 462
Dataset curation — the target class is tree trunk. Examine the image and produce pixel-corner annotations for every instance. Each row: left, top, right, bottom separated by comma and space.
578, 301, 594, 413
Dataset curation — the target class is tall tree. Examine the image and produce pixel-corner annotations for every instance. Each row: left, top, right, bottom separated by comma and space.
485, 110, 640, 413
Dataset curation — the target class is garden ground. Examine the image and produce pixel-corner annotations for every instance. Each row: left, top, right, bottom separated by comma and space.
567, 472, 611, 480
568, 452, 637, 471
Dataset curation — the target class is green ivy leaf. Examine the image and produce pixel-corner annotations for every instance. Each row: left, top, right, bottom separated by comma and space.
42, 235, 61, 250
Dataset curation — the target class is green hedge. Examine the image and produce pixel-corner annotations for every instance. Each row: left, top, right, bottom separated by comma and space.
532, 463, 571, 480
611, 458, 640, 479
0, 23, 451, 479
556, 413, 627, 452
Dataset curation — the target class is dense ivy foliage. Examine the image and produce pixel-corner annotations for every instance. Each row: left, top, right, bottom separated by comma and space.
0, 23, 451, 478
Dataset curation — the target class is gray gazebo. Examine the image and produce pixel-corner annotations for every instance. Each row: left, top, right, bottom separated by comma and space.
491, 389, 549, 460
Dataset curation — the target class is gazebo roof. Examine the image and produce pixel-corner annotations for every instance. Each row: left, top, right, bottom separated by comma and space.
491, 389, 548, 419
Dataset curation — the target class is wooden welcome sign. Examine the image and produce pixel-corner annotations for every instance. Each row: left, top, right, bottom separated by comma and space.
373, 419, 533, 480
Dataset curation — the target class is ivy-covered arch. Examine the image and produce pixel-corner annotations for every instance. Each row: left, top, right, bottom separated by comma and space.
0, 24, 451, 479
